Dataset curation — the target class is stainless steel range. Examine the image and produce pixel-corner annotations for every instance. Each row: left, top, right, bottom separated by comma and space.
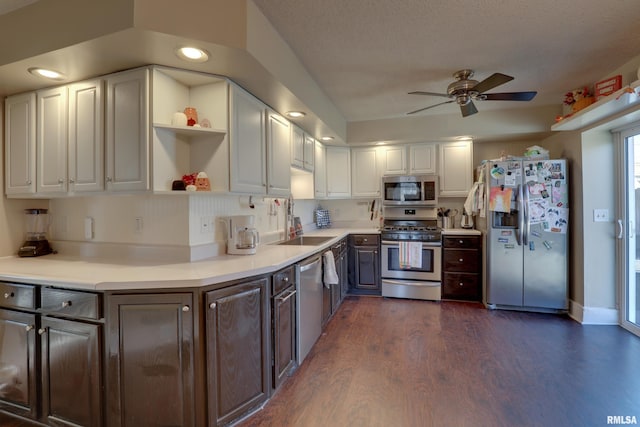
380, 207, 442, 301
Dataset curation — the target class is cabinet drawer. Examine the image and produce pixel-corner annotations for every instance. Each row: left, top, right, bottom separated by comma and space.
443, 236, 480, 249
273, 266, 295, 295
442, 273, 480, 301
443, 249, 479, 272
350, 234, 379, 246
0, 282, 36, 310
40, 288, 102, 320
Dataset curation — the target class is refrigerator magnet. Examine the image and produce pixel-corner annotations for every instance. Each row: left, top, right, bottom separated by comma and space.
498, 237, 509, 243
490, 166, 505, 179
529, 241, 535, 251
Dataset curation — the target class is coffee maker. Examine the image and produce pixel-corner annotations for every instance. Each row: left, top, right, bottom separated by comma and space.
19, 208, 53, 257
226, 215, 259, 255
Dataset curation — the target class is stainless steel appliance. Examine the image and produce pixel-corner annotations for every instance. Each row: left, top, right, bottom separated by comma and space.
382, 174, 438, 206
19, 208, 52, 257
296, 255, 323, 364
380, 206, 442, 300
226, 215, 260, 255
476, 159, 569, 312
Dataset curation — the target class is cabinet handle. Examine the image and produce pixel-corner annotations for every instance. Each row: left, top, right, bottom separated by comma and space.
61, 301, 72, 308
283, 276, 289, 282
374, 250, 378, 255
209, 302, 217, 310
4, 292, 14, 299
106, 177, 112, 182
25, 325, 34, 332
58, 178, 64, 184
182, 305, 190, 312
459, 258, 464, 262
69, 178, 75, 183
459, 240, 464, 244
276, 289, 296, 303
38, 328, 46, 335
459, 282, 464, 286
26, 180, 32, 185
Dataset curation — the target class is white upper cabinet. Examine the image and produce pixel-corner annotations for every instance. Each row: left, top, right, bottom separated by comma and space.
351, 146, 381, 198
68, 79, 104, 193
325, 146, 351, 198
381, 145, 407, 175
105, 67, 150, 192
5, 93, 36, 196
36, 86, 68, 194
303, 133, 315, 172
229, 84, 267, 194
290, 125, 314, 172
266, 109, 291, 196
409, 143, 437, 174
438, 140, 473, 197
314, 140, 326, 198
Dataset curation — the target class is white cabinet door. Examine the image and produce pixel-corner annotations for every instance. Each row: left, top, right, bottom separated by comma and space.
381, 145, 407, 175
351, 147, 381, 198
290, 125, 305, 169
37, 86, 68, 194
303, 134, 315, 172
229, 84, 266, 194
439, 140, 473, 197
326, 146, 351, 198
314, 141, 326, 198
266, 110, 291, 196
68, 79, 104, 193
105, 68, 149, 192
409, 143, 437, 174
5, 93, 36, 195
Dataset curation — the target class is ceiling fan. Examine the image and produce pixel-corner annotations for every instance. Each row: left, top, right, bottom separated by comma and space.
407, 69, 537, 117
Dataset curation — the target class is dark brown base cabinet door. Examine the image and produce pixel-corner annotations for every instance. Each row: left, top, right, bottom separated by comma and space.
272, 285, 296, 390
351, 247, 380, 291
0, 309, 37, 420
40, 317, 102, 427
206, 279, 269, 426
107, 293, 195, 427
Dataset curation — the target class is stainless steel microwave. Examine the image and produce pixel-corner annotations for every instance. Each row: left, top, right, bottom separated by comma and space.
381, 174, 438, 206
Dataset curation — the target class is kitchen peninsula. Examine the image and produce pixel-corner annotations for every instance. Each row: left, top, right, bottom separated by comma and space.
0, 228, 373, 426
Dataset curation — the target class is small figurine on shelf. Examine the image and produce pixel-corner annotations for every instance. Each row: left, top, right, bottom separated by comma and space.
195, 172, 211, 191
184, 107, 198, 126
564, 87, 595, 113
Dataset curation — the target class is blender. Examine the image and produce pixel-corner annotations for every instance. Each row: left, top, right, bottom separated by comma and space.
19, 208, 53, 257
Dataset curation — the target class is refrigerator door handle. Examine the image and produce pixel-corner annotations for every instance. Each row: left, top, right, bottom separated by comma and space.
523, 183, 530, 246
515, 184, 524, 246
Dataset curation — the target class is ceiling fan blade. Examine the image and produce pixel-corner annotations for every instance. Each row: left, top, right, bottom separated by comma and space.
407, 100, 454, 115
460, 100, 478, 117
408, 91, 450, 98
482, 91, 537, 101
472, 73, 514, 94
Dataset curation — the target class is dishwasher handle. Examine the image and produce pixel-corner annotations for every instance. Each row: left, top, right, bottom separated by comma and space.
299, 258, 321, 272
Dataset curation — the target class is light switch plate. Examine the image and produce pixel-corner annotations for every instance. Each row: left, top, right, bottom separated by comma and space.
593, 209, 609, 222
84, 217, 94, 239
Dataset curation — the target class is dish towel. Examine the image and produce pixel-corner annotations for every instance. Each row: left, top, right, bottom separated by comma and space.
323, 250, 339, 288
399, 241, 422, 269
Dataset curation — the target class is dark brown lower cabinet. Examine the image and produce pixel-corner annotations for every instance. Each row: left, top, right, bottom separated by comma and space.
206, 278, 269, 426
271, 267, 296, 391
107, 293, 195, 427
41, 316, 102, 427
0, 309, 37, 420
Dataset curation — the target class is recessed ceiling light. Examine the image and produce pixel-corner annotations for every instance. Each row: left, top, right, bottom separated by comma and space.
28, 67, 65, 80
321, 136, 334, 141
286, 111, 306, 118
175, 47, 209, 62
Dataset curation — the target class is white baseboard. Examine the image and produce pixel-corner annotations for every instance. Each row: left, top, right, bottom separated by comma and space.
569, 300, 619, 325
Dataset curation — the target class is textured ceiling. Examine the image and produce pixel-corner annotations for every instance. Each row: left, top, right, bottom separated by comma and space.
253, 0, 640, 121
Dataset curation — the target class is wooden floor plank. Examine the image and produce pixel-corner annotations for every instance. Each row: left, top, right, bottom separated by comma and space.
240, 296, 640, 427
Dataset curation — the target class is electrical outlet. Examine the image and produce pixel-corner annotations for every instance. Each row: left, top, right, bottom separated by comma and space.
134, 217, 143, 233
84, 217, 94, 240
200, 216, 212, 233
593, 209, 609, 222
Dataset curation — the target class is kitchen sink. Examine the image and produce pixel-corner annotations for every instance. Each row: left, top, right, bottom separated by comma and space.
277, 236, 336, 246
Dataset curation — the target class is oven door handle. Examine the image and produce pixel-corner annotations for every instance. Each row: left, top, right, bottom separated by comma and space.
381, 240, 442, 247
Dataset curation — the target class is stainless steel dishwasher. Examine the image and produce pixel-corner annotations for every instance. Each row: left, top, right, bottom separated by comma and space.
296, 254, 323, 364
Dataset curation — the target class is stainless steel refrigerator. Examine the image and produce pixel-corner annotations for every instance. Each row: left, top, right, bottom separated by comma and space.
477, 159, 569, 312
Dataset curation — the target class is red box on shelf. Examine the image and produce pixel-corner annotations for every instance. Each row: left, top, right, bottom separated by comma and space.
594, 75, 622, 100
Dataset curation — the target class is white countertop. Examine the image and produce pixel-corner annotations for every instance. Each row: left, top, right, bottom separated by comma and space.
0, 228, 378, 292
441, 228, 481, 236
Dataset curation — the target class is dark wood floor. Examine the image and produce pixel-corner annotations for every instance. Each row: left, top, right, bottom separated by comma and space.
2, 296, 639, 427
240, 296, 640, 427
